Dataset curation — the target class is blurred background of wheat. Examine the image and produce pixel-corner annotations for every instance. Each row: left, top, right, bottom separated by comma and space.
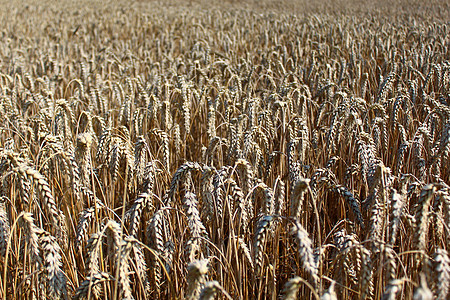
0, 0, 448, 299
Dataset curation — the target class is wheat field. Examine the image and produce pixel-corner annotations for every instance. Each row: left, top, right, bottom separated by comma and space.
0, 0, 448, 299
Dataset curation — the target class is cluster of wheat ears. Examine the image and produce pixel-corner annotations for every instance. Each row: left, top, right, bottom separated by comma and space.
0, 0, 448, 299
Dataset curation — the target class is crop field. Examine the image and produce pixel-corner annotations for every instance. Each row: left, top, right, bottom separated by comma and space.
0, 0, 448, 299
